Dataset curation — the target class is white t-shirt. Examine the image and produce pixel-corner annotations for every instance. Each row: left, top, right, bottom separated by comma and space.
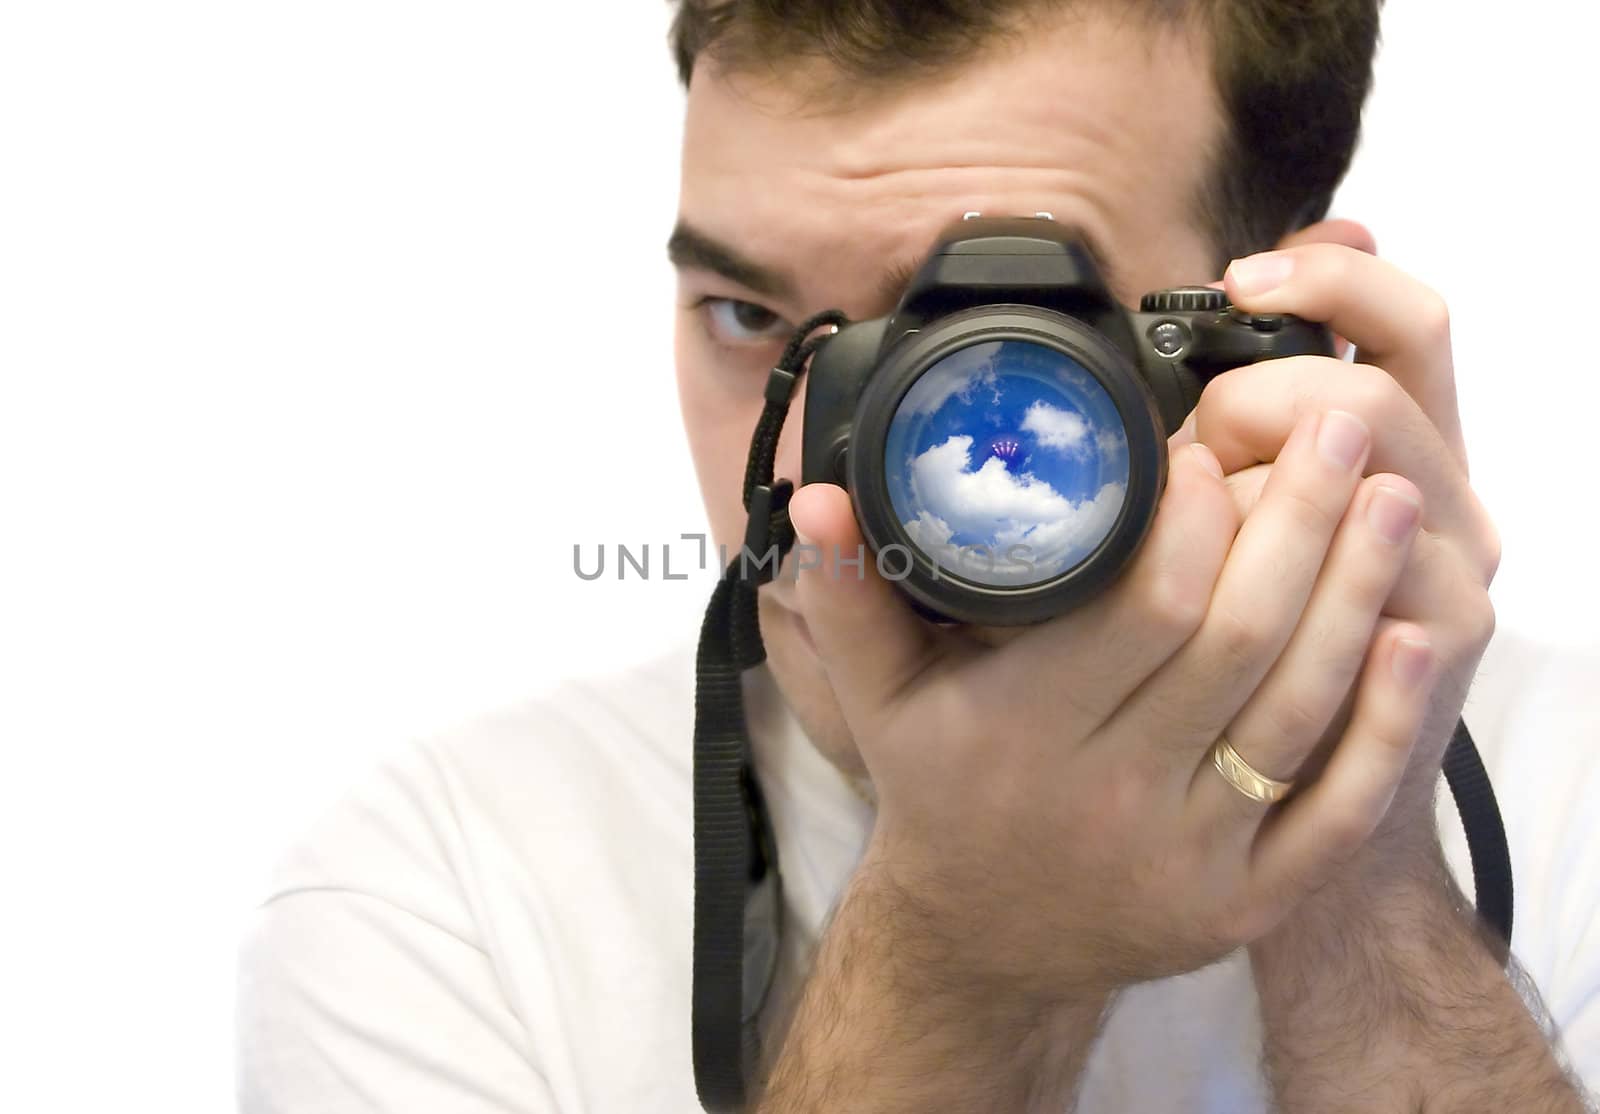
236, 626, 1600, 1112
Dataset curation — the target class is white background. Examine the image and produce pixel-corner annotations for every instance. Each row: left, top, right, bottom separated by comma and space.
1, 2, 1596, 1109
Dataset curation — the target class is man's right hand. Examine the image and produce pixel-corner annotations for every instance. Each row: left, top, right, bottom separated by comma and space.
786, 407, 1434, 1002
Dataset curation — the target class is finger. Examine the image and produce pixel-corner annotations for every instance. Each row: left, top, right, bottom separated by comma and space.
789, 482, 936, 736
1210, 456, 1490, 702
1217, 464, 1490, 711
1258, 220, 1376, 359
1222, 462, 1270, 519
1109, 409, 1371, 751
1192, 358, 1497, 580
1224, 460, 1497, 648
1169, 410, 1198, 450
1208, 237, 1361, 358
1246, 621, 1435, 913
1187, 474, 1423, 828
990, 439, 1240, 727
1223, 243, 1465, 467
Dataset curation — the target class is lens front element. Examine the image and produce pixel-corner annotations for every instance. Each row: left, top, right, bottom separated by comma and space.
884, 340, 1131, 588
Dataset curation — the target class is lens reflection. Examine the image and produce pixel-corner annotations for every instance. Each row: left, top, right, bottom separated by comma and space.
884, 340, 1130, 588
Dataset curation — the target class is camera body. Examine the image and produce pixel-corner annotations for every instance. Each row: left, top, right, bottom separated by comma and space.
800, 216, 1334, 625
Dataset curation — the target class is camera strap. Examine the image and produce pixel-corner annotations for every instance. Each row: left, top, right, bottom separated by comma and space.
692, 311, 848, 1114
690, 314, 1514, 1113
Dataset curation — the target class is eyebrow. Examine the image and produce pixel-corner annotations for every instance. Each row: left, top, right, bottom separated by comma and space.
667, 222, 798, 302
667, 219, 1125, 309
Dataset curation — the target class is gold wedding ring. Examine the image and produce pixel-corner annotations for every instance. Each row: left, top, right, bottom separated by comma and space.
1209, 735, 1294, 804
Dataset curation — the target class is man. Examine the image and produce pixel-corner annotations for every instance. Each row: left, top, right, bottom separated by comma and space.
237, 2, 1599, 1110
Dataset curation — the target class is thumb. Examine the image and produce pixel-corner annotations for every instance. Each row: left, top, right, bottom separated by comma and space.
788, 482, 934, 735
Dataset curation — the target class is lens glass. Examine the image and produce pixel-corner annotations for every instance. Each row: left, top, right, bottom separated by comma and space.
884, 340, 1130, 588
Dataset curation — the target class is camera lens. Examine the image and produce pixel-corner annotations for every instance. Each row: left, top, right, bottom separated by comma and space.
883, 340, 1131, 589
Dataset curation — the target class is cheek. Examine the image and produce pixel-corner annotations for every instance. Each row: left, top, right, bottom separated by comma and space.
675, 318, 765, 555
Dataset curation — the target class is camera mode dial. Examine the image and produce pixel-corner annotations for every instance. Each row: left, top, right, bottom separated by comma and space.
1140, 286, 1229, 313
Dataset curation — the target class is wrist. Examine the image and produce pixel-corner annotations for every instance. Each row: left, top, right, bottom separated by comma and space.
1250, 816, 1459, 968
849, 849, 1116, 1023
856, 833, 1121, 1007
756, 855, 1112, 1113
1244, 820, 1584, 1112
1247, 821, 1505, 1077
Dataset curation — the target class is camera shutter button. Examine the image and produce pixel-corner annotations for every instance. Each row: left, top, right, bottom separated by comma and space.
1228, 306, 1287, 333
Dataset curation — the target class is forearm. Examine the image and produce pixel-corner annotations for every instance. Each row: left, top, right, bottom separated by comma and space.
755, 860, 1110, 1113
1250, 827, 1591, 1113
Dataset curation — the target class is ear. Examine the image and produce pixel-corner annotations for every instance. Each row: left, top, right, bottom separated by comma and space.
1273, 217, 1377, 257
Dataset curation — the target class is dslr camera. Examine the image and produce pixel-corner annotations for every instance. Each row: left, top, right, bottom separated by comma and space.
800, 214, 1333, 625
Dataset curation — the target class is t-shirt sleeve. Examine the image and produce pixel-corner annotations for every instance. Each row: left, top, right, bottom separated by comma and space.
1521, 648, 1600, 1090
1456, 631, 1600, 1091
1556, 909, 1600, 1088
235, 741, 560, 1113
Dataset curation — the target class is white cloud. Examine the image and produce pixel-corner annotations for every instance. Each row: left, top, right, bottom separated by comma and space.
988, 484, 1125, 583
910, 436, 1075, 523
902, 434, 1126, 584
899, 342, 1004, 415
901, 509, 954, 552
1020, 401, 1091, 454
1096, 428, 1127, 457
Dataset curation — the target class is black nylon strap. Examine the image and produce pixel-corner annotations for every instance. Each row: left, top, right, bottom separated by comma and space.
690, 308, 1517, 1111
1444, 719, 1514, 952
693, 313, 847, 1113
691, 566, 770, 1110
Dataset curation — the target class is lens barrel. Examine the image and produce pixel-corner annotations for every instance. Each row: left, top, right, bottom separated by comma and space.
848, 307, 1166, 626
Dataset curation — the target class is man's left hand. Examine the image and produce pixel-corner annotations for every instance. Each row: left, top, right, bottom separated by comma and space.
1187, 239, 1599, 1113
1191, 239, 1501, 849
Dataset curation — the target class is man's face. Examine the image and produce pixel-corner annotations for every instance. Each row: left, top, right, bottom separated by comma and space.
672, 13, 1222, 776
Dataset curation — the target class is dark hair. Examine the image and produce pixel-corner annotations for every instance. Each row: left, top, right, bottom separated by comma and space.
668, 0, 1382, 269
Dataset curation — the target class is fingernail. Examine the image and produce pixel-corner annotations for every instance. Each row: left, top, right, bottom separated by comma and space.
1317, 410, 1370, 471
1368, 485, 1421, 545
1189, 442, 1224, 480
1226, 251, 1295, 297
1392, 637, 1433, 688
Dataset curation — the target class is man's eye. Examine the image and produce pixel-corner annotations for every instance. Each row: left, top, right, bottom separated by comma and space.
702, 298, 791, 346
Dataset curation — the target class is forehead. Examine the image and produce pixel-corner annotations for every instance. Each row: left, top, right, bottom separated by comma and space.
677, 13, 1223, 314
